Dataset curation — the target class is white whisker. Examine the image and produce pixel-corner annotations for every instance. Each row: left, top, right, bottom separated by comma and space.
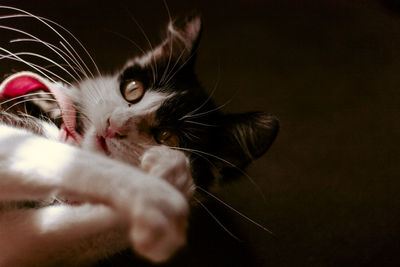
184, 120, 216, 127
3, 51, 78, 84
180, 76, 219, 121
182, 131, 201, 141
0, 47, 56, 83
59, 41, 91, 80
127, 11, 159, 82
108, 30, 157, 87
5, 97, 58, 112
187, 97, 233, 120
10, 38, 85, 79
0, 24, 83, 82
159, 0, 174, 86
0, 7, 100, 78
170, 146, 267, 202
193, 196, 242, 241
162, 46, 187, 86
196, 186, 275, 236
0, 92, 55, 107
0, 53, 71, 85
163, 45, 199, 86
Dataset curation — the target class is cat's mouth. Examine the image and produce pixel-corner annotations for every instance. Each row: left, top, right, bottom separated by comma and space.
96, 135, 110, 155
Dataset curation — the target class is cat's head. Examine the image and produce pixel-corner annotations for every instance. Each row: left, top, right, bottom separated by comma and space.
68, 16, 279, 188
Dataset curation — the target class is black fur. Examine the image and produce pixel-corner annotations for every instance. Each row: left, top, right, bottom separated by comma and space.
119, 16, 279, 188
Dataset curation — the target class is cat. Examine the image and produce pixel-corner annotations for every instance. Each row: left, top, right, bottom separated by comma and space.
0, 8, 278, 266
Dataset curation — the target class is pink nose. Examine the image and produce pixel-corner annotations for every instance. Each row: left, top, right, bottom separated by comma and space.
103, 118, 127, 138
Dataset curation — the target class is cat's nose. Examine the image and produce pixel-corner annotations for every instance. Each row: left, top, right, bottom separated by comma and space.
103, 117, 127, 139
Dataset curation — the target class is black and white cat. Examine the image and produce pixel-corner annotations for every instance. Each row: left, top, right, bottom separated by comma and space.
0, 8, 278, 266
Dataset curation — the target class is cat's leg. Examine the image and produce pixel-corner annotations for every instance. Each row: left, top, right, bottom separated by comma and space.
141, 145, 194, 199
0, 204, 129, 266
0, 125, 190, 262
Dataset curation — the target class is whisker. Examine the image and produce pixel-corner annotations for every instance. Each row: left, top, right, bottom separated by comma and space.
59, 41, 91, 80
0, 47, 56, 83
161, 46, 187, 86
180, 74, 219, 121
163, 45, 199, 86
0, 7, 100, 78
126, 11, 158, 82
168, 146, 220, 175
0, 53, 71, 85
162, 0, 173, 25
187, 98, 233, 120
107, 30, 157, 87
5, 97, 58, 112
0, 91, 55, 107
0, 24, 82, 82
159, 0, 174, 86
10, 38, 85, 79
196, 186, 275, 236
2, 51, 77, 84
42, 63, 86, 74
2, 97, 91, 123
182, 131, 201, 141
43, 18, 100, 77
169, 146, 267, 202
159, 30, 174, 86
53, 113, 91, 123
184, 120, 216, 127
193, 196, 242, 241
187, 74, 241, 121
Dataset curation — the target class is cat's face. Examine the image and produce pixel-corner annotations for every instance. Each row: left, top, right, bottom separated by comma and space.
69, 17, 278, 187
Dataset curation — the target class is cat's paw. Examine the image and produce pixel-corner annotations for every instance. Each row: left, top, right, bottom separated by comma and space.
129, 180, 189, 262
140, 146, 194, 199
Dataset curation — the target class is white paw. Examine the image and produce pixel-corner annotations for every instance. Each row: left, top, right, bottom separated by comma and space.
140, 146, 194, 199
128, 180, 189, 262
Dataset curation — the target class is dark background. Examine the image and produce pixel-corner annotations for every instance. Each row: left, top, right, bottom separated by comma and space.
0, 0, 399, 266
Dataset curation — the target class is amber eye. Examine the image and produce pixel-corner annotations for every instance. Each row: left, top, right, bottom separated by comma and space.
155, 130, 179, 147
121, 80, 144, 103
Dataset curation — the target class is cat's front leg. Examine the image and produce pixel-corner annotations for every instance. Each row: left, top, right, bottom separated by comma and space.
124, 174, 189, 262
0, 125, 189, 263
140, 146, 194, 199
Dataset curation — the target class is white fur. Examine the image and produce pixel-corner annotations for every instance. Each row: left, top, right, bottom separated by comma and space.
0, 73, 194, 264
68, 75, 175, 166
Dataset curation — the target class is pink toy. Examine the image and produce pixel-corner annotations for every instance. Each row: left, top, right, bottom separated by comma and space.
0, 71, 83, 146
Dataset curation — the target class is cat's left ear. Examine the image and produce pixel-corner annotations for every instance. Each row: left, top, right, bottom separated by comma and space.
167, 15, 202, 53
160, 15, 202, 66
213, 112, 279, 175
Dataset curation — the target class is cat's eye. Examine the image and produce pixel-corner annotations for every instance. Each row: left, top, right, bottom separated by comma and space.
121, 80, 144, 103
155, 130, 179, 147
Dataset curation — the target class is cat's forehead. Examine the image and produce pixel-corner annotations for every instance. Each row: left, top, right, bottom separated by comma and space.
123, 46, 163, 69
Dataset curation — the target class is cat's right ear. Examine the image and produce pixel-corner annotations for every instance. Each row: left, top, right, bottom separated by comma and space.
211, 112, 279, 179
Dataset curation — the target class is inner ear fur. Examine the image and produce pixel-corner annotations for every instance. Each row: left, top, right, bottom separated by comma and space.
214, 111, 279, 171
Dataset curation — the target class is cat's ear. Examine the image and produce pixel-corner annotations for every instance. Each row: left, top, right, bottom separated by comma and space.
127, 16, 202, 71
156, 15, 202, 66
213, 112, 279, 177
166, 15, 202, 53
